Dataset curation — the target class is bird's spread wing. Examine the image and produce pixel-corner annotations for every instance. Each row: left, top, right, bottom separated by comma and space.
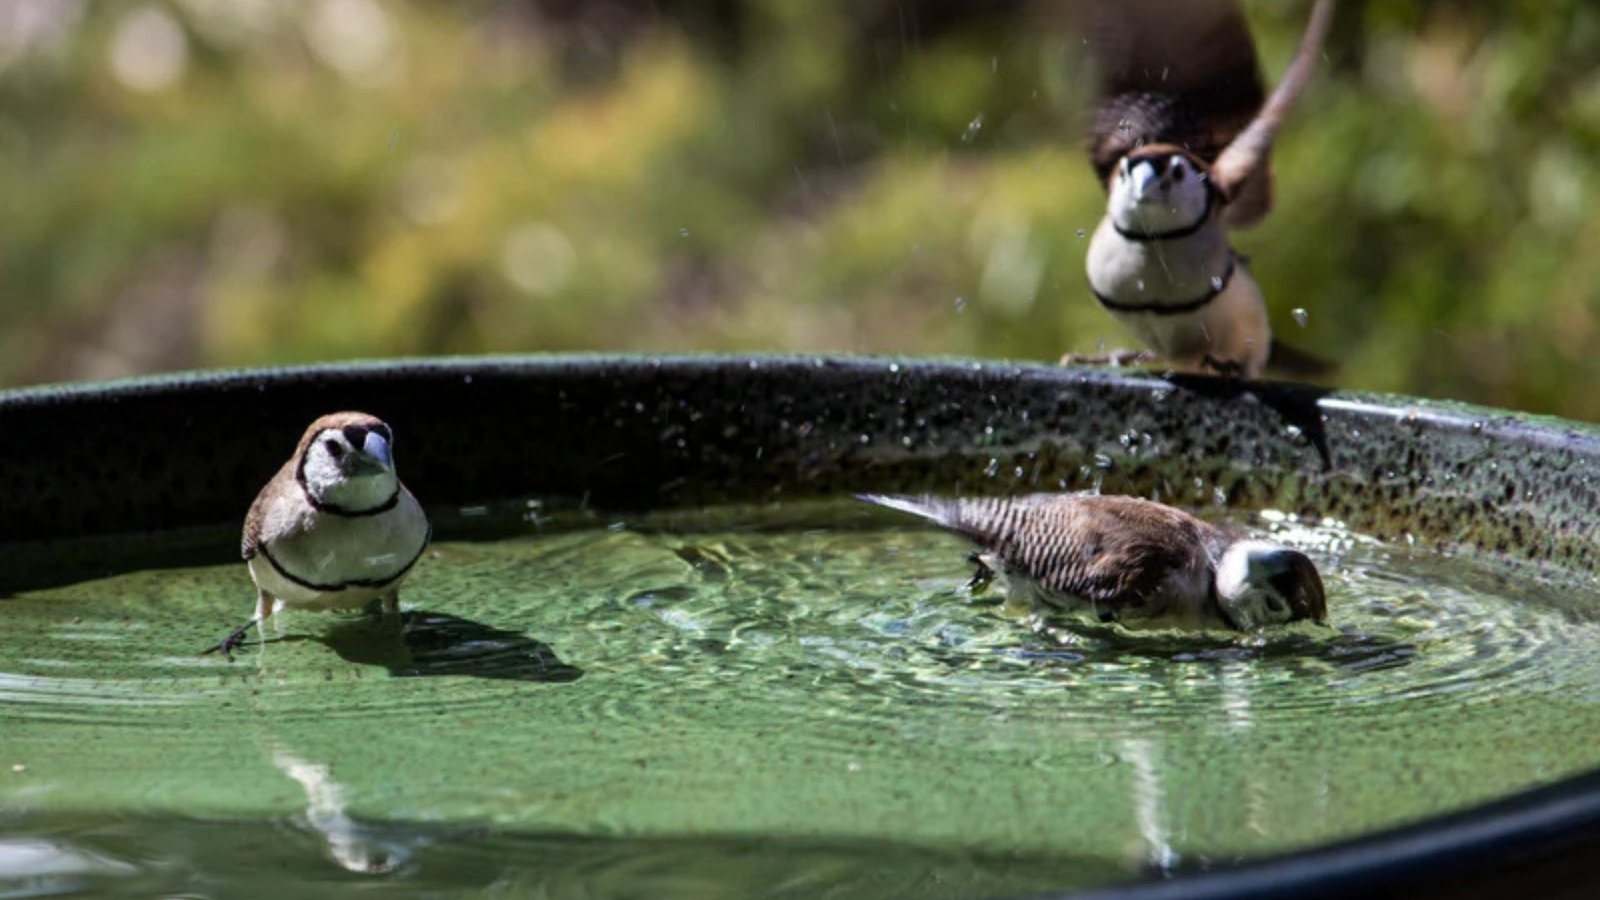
951, 494, 1210, 607
1075, 0, 1265, 182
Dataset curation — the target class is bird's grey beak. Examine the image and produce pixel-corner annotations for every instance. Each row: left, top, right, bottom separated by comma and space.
1130, 161, 1161, 201
355, 431, 393, 473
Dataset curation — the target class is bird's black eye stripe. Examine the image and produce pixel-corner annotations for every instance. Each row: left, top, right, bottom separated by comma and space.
323, 438, 345, 459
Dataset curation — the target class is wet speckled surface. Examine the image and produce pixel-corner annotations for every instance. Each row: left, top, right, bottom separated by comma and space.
4, 355, 1600, 589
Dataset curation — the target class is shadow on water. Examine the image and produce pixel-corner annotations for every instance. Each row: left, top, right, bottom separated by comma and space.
317, 610, 583, 683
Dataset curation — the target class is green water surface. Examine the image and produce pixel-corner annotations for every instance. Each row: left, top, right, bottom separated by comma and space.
3, 500, 1599, 897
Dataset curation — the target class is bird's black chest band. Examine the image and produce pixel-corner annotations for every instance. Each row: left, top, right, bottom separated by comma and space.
1091, 255, 1237, 316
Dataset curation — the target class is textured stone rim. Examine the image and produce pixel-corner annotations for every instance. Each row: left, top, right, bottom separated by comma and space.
2, 352, 1598, 896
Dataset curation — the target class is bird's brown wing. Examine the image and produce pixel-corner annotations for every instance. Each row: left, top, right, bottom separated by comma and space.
1074, 0, 1266, 184
240, 458, 301, 560
952, 494, 1211, 608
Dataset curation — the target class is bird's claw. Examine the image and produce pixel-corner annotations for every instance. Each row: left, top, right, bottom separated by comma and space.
1201, 354, 1248, 379
199, 624, 254, 662
1060, 349, 1159, 368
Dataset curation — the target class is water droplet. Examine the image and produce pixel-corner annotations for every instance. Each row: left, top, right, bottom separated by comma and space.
1076, 229, 1086, 238
1094, 453, 1114, 469
1292, 307, 1309, 328
887, 362, 900, 374
954, 296, 967, 312
983, 458, 1001, 478
962, 112, 985, 142
1210, 275, 1224, 290
858, 434, 871, 445
1136, 280, 1146, 292
678, 228, 690, 237
1117, 118, 1132, 134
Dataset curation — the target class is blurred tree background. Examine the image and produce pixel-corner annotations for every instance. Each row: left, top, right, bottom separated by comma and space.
2, 1, 1598, 416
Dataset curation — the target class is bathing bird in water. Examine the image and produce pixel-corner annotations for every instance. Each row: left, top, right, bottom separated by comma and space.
861, 492, 1326, 630
203, 412, 430, 660
1069, 0, 1335, 379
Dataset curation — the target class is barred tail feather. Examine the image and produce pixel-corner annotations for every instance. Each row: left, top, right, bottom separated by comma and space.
856, 494, 961, 529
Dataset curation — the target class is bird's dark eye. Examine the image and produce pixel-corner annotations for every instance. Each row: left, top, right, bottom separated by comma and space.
1172, 161, 1186, 181
323, 438, 345, 459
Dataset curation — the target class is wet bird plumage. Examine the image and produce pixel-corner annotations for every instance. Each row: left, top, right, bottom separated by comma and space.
863, 492, 1326, 630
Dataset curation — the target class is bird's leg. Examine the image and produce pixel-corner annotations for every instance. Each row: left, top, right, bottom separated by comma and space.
1060, 349, 1159, 368
379, 588, 412, 634
965, 551, 997, 592
200, 590, 275, 662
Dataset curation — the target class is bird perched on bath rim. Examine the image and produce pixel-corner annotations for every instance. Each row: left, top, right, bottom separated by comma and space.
1071, 0, 1335, 379
861, 492, 1326, 630
203, 411, 430, 660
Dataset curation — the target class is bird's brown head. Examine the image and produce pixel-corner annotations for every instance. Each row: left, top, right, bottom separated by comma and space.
293, 412, 399, 509
1106, 143, 1219, 236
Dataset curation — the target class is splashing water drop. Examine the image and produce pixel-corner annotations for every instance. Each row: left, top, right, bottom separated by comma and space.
1292, 308, 1309, 328
962, 112, 986, 143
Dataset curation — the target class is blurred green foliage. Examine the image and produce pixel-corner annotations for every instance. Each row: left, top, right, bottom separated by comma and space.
2, 1, 1598, 417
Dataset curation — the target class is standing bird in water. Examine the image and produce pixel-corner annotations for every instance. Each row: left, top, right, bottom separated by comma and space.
203, 412, 430, 660
1069, 0, 1336, 379
862, 493, 1326, 631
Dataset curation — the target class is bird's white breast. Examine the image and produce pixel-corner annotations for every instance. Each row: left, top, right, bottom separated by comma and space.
251, 490, 429, 610
1086, 216, 1271, 377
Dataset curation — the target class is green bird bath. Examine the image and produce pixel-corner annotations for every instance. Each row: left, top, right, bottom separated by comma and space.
4, 355, 1600, 899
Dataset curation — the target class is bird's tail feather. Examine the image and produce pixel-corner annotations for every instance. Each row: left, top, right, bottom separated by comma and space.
856, 494, 961, 529
1267, 337, 1336, 380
